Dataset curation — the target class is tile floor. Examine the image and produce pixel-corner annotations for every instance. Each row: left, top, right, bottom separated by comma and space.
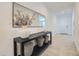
42, 34, 78, 56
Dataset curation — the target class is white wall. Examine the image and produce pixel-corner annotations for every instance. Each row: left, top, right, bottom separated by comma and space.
74, 2, 79, 54
0, 2, 12, 56
47, 11, 57, 35
0, 2, 49, 56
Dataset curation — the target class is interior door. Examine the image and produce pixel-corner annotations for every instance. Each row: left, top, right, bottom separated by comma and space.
56, 11, 72, 35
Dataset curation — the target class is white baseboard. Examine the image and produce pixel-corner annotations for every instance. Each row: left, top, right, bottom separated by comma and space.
74, 40, 79, 55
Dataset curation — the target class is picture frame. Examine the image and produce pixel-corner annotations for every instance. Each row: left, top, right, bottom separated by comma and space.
12, 2, 46, 28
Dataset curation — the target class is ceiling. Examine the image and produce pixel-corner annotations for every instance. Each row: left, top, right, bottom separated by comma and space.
42, 2, 75, 12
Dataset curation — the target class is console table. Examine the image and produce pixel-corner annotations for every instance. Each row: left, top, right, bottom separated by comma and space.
14, 31, 52, 56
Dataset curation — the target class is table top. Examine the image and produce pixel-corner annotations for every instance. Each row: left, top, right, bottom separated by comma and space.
14, 31, 51, 43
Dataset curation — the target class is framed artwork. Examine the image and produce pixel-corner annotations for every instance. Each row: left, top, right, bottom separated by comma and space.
12, 2, 46, 28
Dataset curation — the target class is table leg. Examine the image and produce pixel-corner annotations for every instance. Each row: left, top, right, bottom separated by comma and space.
14, 39, 17, 56
20, 43, 24, 56
50, 32, 52, 44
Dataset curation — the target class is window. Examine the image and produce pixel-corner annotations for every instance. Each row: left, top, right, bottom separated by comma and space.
38, 15, 45, 27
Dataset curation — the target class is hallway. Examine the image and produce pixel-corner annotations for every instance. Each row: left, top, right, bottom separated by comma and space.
42, 34, 78, 56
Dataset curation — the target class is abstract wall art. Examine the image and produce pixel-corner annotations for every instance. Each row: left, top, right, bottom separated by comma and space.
12, 2, 46, 28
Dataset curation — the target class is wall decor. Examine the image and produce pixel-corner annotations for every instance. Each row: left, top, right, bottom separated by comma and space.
12, 2, 46, 28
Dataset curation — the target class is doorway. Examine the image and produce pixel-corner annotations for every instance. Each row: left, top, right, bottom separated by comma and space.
56, 9, 73, 36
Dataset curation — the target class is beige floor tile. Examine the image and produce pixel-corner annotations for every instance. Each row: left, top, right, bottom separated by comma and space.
42, 34, 78, 56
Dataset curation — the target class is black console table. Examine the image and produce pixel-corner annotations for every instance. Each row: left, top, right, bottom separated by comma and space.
14, 31, 52, 56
